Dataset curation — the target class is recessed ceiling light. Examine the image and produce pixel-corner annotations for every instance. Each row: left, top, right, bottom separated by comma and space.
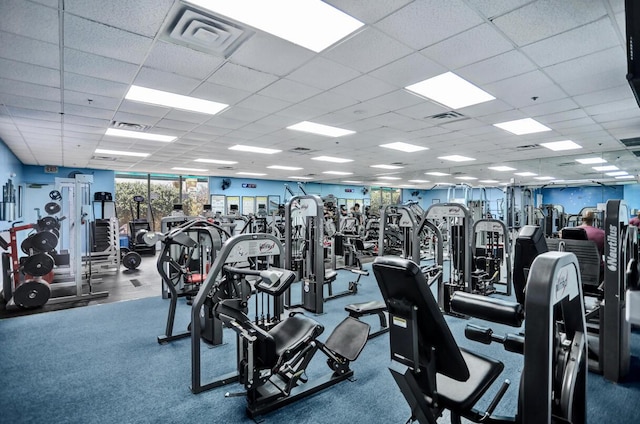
534, 176, 555, 180
540, 140, 582, 151
606, 171, 628, 176
493, 118, 552, 135
615, 175, 635, 179
438, 155, 475, 162
455, 176, 477, 180
405, 72, 495, 109
479, 180, 499, 184
267, 165, 303, 170
323, 171, 353, 175
342, 180, 363, 183
408, 179, 430, 183
515, 172, 537, 177
371, 164, 404, 169
312, 156, 353, 163
488, 166, 516, 172
94, 148, 149, 157
380, 142, 428, 153
287, 121, 355, 137
189, 0, 364, 53
172, 167, 208, 172
593, 165, 619, 171
229, 145, 281, 154
575, 157, 607, 164
236, 172, 267, 176
378, 176, 401, 180
195, 158, 238, 165
425, 171, 450, 176
289, 176, 313, 180
125, 85, 228, 115
105, 128, 175, 142
499, 182, 510, 186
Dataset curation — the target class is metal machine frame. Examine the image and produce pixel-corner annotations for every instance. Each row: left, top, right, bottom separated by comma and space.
472, 218, 512, 296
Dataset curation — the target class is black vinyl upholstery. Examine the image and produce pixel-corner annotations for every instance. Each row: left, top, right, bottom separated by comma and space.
561, 227, 588, 240
269, 313, 324, 360
450, 292, 523, 327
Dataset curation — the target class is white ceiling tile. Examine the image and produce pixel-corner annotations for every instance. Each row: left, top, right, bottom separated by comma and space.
297, 90, 360, 112
395, 101, 450, 120
66, 0, 174, 37
0, 58, 59, 87
6, 106, 61, 122
117, 99, 170, 118
421, 24, 514, 70
64, 90, 120, 110
369, 53, 446, 88
459, 99, 515, 118
376, 0, 483, 50
465, 0, 532, 19
457, 50, 536, 85
134, 67, 202, 94
258, 79, 322, 103
331, 75, 396, 101
287, 57, 361, 90
323, 27, 413, 73
484, 71, 567, 108
520, 98, 579, 117
0, 79, 60, 102
583, 98, 640, 116
199, 115, 247, 130
324, 0, 413, 24
64, 73, 128, 98
0, 0, 58, 43
64, 48, 139, 84
162, 109, 213, 125
63, 114, 110, 128
0, 32, 59, 69
63, 103, 114, 120
493, 0, 608, 46
235, 94, 291, 114
560, 69, 628, 96
1, 94, 59, 113
191, 82, 252, 106
522, 18, 620, 68
152, 118, 198, 132
544, 47, 625, 83
536, 109, 589, 125
112, 111, 160, 127
231, 33, 315, 77
218, 106, 269, 123
143, 41, 224, 80
208, 62, 279, 92
573, 85, 633, 107
64, 14, 153, 64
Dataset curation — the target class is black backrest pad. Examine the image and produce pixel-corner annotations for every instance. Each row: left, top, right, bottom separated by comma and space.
513, 226, 548, 305
547, 238, 601, 292
561, 227, 588, 240
372, 256, 470, 381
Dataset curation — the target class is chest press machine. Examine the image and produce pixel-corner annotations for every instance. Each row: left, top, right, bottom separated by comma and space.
373, 251, 587, 424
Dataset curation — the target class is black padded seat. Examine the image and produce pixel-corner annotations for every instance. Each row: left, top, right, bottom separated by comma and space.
436, 348, 504, 410
324, 269, 338, 283
269, 314, 324, 358
345, 300, 388, 339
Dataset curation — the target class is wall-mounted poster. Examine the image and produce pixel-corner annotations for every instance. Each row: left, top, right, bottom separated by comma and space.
210, 194, 226, 214
242, 196, 255, 215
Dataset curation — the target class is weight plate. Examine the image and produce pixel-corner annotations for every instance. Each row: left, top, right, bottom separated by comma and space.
37, 216, 59, 231
21, 235, 34, 254
122, 251, 141, 270
143, 231, 160, 246
50, 228, 60, 238
49, 190, 62, 201
31, 231, 59, 253
22, 253, 55, 276
44, 202, 61, 215
13, 280, 51, 308
135, 229, 148, 244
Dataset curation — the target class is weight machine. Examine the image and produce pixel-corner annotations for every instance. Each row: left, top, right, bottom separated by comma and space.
378, 204, 422, 259
471, 219, 512, 296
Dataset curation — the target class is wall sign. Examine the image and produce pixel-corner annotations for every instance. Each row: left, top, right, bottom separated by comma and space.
242, 183, 257, 188
344, 188, 354, 192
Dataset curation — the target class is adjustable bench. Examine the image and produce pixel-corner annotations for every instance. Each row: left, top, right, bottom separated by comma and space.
345, 300, 388, 339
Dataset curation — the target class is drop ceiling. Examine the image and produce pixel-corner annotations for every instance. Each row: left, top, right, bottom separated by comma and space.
0, 0, 639, 189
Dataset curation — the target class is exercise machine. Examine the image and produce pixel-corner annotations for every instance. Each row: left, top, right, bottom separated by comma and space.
471, 218, 512, 296
378, 204, 423, 259
190, 233, 370, 419
373, 252, 587, 424
128, 195, 155, 256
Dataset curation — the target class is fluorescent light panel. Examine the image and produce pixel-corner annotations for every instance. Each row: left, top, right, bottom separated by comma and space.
408, 179, 430, 183
323, 171, 353, 175
289, 176, 313, 180
105, 128, 175, 142
438, 155, 475, 162
380, 142, 428, 153
455, 176, 477, 180
172, 167, 208, 172
425, 172, 450, 176
371, 164, 403, 170
540, 140, 582, 151
488, 166, 516, 172
195, 158, 238, 164
378, 176, 401, 180
593, 165, 619, 171
493, 118, 551, 135
267, 165, 303, 170
237, 172, 267, 176
189, 0, 364, 53
287, 121, 355, 137
229, 145, 281, 154
405, 72, 495, 109
515, 172, 537, 177
606, 171, 628, 176
534, 176, 555, 180
575, 157, 607, 164
312, 156, 353, 163
615, 175, 635, 179
479, 180, 499, 184
342, 180, 363, 183
94, 148, 149, 157
125, 85, 228, 115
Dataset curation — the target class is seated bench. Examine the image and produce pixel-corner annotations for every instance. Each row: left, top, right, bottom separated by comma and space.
345, 300, 388, 339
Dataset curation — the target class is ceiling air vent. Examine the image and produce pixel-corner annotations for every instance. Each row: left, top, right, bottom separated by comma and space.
289, 147, 313, 153
110, 121, 149, 132
427, 111, 466, 120
161, 2, 254, 58
516, 144, 540, 150
91, 156, 117, 161
217, 166, 235, 170
621, 137, 640, 147
557, 162, 578, 167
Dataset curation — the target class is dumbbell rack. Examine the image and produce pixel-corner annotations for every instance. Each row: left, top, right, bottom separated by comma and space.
85, 216, 120, 275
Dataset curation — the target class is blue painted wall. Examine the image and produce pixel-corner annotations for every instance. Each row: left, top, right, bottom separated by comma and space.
0, 138, 24, 223
22, 165, 115, 194
541, 185, 621, 214
622, 183, 640, 214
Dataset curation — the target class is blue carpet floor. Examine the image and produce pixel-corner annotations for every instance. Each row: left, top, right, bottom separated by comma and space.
0, 264, 639, 423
